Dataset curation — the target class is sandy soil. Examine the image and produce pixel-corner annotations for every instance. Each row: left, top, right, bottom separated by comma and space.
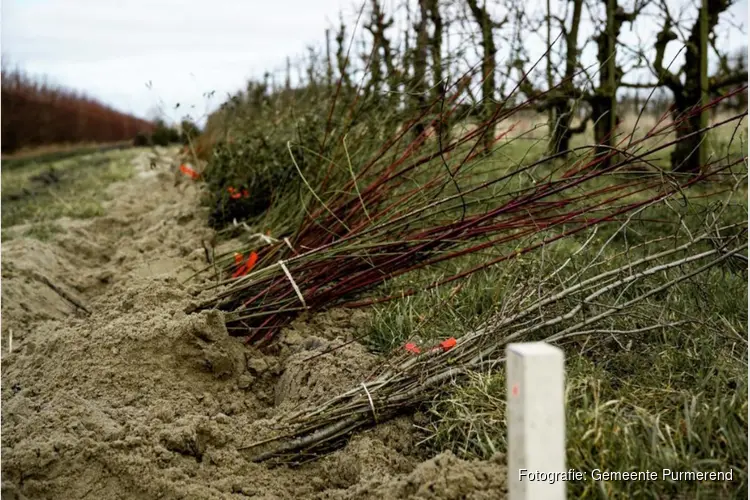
1, 150, 506, 499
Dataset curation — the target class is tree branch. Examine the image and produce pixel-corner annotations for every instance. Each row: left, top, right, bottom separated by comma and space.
710, 71, 749, 91
652, 18, 682, 93
620, 81, 662, 89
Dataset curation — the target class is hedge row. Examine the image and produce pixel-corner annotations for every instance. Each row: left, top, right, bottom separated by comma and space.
1, 69, 155, 153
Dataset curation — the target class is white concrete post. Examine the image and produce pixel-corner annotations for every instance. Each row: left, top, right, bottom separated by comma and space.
507, 342, 566, 500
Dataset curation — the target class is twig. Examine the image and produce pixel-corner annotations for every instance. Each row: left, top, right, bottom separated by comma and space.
37, 274, 91, 315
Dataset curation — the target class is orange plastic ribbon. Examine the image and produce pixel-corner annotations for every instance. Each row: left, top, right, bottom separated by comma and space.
439, 337, 457, 352
404, 342, 421, 355
232, 251, 258, 278
179, 164, 200, 180
227, 186, 250, 199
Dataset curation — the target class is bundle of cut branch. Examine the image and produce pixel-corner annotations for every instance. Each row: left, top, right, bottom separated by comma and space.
239, 212, 747, 463
190, 88, 747, 344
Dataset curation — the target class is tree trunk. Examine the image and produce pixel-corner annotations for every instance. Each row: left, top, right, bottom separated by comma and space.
366, 16, 383, 102
370, 0, 399, 111
325, 29, 334, 88
466, 0, 498, 153
592, 0, 627, 168
549, 0, 583, 155
698, 0, 709, 168
545, 0, 556, 138
670, 0, 728, 172
428, 0, 444, 102
550, 102, 575, 153
285, 57, 291, 91
335, 19, 353, 90
412, 0, 429, 138
670, 94, 702, 172
427, 0, 448, 144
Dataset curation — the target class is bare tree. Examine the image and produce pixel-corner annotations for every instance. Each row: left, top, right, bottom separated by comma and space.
647, 0, 747, 172
545, 0, 555, 133
590, 0, 645, 167
515, 0, 587, 155
365, 0, 401, 108
364, 3, 384, 100
325, 28, 334, 87
428, 0, 451, 143
553, 0, 585, 154
465, 0, 507, 152
427, 0, 444, 102
412, 0, 430, 137
335, 17, 353, 90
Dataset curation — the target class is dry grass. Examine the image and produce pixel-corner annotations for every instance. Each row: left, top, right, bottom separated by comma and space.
1, 148, 139, 233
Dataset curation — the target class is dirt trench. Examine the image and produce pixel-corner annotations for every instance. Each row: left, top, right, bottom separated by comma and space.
1, 150, 507, 499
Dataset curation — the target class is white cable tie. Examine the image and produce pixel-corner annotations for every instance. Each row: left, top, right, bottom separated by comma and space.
259, 233, 277, 245
239, 224, 278, 245
279, 260, 306, 308
362, 382, 378, 423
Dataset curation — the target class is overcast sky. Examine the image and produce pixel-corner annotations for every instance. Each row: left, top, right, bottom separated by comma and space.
2, 0, 359, 124
2, 0, 747, 125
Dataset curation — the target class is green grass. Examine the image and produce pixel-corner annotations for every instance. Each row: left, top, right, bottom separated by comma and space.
421, 304, 747, 498
357, 120, 748, 498
1, 142, 133, 171
425, 340, 746, 498
364, 193, 748, 498
361, 233, 747, 499
1, 149, 137, 229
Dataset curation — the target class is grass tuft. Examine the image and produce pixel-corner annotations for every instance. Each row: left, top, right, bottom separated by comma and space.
1, 149, 136, 227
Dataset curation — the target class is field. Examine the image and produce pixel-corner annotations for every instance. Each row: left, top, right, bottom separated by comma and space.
2, 0, 748, 496
3, 4, 750, 498
0, 100, 746, 499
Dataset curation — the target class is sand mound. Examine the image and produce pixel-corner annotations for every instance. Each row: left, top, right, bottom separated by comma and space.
274, 337, 378, 409
1, 237, 93, 330
3, 277, 262, 499
2, 149, 507, 499
327, 451, 507, 499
